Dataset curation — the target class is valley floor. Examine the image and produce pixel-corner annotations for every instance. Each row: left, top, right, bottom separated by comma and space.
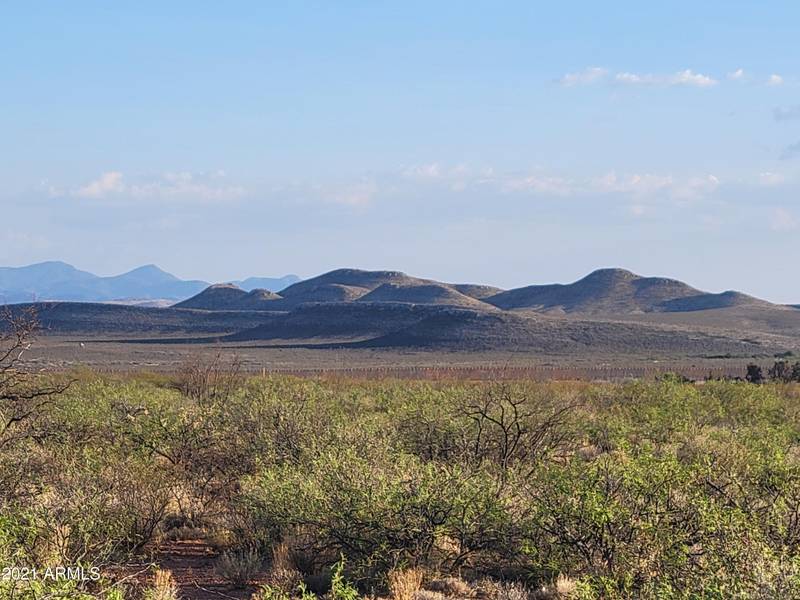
24, 335, 784, 380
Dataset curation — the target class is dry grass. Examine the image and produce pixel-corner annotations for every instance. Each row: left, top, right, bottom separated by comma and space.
143, 569, 180, 600
160, 525, 206, 542
214, 548, 264, 587
530, 574, 578, 600
475, 579, 530, 600
414, 591, 446, 600
272, 542, 295, 572
425, 577, 475, 598
265, 542, 303, 593
554, 575, 577, 598
388, 568, 424, 600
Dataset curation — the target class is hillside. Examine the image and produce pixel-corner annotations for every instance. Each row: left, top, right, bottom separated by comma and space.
227, 302, 436, 342
218, 301, 787, 357
486, 268, 767, 314
174, 284, 284, 311
3, 302, 275, 335
452, 283, 505, 300
356, 282, 495, 309
354, 309, 775, 355
178, 269, 504, 311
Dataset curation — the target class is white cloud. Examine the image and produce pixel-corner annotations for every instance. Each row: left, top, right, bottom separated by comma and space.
74, 171, 124, 198
615, 69, 718, 88
768, 74, 784, 86
593, 172, 674, 196
728, 68, 746, 81
399, 165, 723, 203
591, 172, 719, 199
402, 163, 442, 179
503, 174, 574, 196
669, 70, 718, 87
675, 175, 720, 199
770, 208, 798, 231
71, 171, 245, 202
614, 72, 655, 85
559, 67, 608, 86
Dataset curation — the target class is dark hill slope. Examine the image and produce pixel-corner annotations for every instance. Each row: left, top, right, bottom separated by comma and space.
3, 302, 276, 335
174, 284, 284, 310
452, 284, 505, 300
281, 283, 370, 304
660, 291, 770, 312
356, 310, 776, 355
236, 289, 283, 309
227, 302, 441, 341
174, 284, 249, 310
356, 282, 494, 309
487, 269, 768, 314
225, 302, 783, 356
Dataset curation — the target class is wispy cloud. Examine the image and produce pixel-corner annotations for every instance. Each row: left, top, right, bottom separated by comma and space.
768, 74, 784, 86
560, 67, 792, 89
591, 172, 719, 199
60, 164, 728, 214
559, 67, 718, 88
558, 67, 608, 86
400, 164, 721, 203
614, 69, 718, 88
75, 171, 124, 198
402, 163, 444, 179
502, 174, 575, 196
727, 68, 746, 81
71, 171, 245, 202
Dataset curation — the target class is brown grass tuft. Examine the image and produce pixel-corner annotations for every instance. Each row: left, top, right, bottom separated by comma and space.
414, 591, 446, 600
266, 541, 303, 592
388, 568, 424, 600
426, 577, 474, 598
215, 548, 264, 587
475, 579, 529, 600
143, 569, 180, 600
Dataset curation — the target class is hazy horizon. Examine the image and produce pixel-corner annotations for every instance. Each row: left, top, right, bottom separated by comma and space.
2, 2, 799, 302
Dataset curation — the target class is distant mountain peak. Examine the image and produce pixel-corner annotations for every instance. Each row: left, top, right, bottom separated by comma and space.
126, 263, 166, 273
210, 283, 243, 290
581, 268, 639, 282
0, 262, 300, 303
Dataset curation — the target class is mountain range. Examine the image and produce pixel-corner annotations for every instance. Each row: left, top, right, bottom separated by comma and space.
0, 262, 300, 303
6, 266, 799, 359
175, 267, 779, 314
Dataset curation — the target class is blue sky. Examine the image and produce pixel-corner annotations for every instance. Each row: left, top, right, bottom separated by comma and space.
2, 2, 799, 301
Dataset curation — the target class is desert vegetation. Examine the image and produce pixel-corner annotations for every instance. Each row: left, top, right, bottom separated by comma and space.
3, 322, 800, 597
